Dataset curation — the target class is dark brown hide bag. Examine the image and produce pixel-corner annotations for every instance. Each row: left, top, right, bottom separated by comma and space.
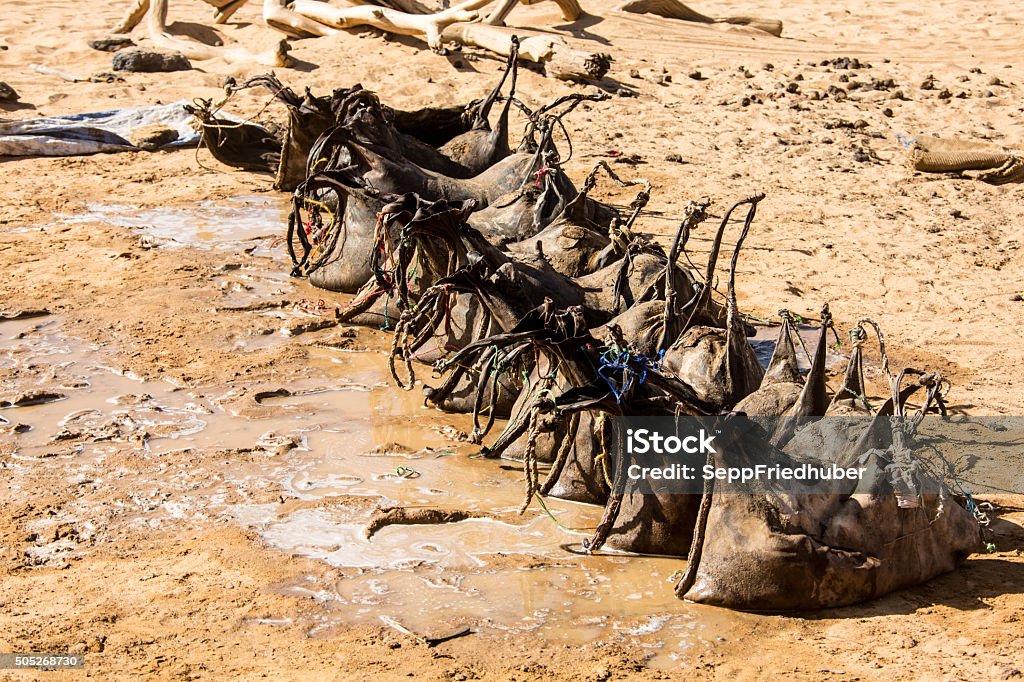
674, 375, 981, 611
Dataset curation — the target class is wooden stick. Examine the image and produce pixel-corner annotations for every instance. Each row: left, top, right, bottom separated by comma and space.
111, 0, 150, 33
262, 0, 339, 37
487, 0, 582, 25
441, 23, 610, 80
289, 0, 493, 50
618, 0, 783, 36
213, 0, 251, 23
145, 0, 292, 64
30, 64, 85, 83
523, 0, 583, 21
484, 0, 520, 26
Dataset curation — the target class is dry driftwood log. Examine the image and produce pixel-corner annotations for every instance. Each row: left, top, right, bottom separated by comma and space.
909, 136, 1024, 185
485, 0, 583, 25
113, 0, 292, 64
617, 0, 783, 36
109, 0, 603, 74
107, 0, 774, 77
443, 23, 610, 80
289, 0, 492, 50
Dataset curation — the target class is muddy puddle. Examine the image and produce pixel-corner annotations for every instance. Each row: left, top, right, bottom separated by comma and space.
57, 195, 287, 250
1, 310, 759, 668
5, 195, 779, 668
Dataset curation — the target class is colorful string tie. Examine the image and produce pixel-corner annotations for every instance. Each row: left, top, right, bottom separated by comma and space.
534, 166, 554, 188
597, 347, 665, 403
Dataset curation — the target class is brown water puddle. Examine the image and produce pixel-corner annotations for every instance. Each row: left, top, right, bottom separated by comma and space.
1, 312, 760, 669
56, 195, 288, 251
7, 184, 789, 668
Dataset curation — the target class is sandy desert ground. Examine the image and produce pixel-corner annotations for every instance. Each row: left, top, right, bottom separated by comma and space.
1, 0, 1023, 679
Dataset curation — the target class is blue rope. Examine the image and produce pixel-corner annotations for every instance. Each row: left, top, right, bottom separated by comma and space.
896, 132, 918, 148
596, 347, 665, 403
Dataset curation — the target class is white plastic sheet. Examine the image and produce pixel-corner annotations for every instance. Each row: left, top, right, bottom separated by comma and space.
0, 101, 200, 157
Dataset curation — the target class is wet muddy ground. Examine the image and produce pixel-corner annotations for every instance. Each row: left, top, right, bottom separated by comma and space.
3, 193, 1023, 680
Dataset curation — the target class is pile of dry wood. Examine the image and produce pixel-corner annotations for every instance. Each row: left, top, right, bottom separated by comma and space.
109, 0, 782, 78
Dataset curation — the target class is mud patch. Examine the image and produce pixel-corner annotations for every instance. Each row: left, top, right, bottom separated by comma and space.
58, 195, 288, 250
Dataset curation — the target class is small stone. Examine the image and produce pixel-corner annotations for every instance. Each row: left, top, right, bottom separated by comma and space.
129, 125, 179, 150
0, 81, 19, 102
89, 36, 135, 52
950, 209, 966, 220
882, 107, 893, 117
688, 70, 703, 80
830, 56, 868, 69
85, 635, 106, 653
90, 72, 125, 83
987, 76, 1004, 86
665, 153, 686, 163
920, 75, 936, 90
786, 82, 800, 94
112, 48, 191, 73
937, 89, 952, 99
629, 68, 640, 78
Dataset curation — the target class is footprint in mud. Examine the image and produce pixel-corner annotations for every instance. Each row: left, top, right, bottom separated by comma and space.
254, 431, 306, 456
289, 471, 364, 492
